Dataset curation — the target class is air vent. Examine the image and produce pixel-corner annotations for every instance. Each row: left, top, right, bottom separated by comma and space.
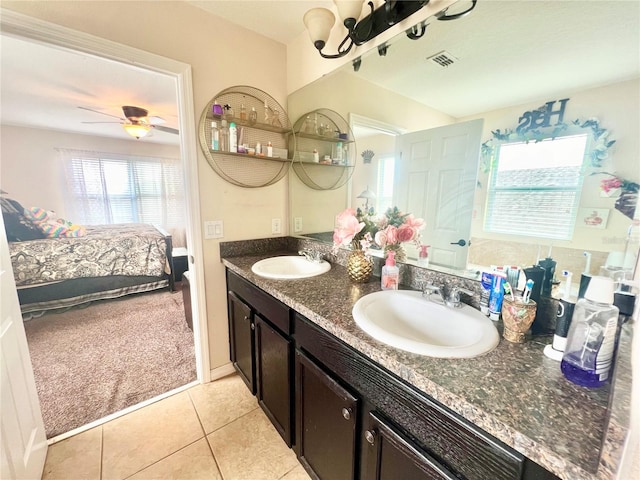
426, 51, 458, 68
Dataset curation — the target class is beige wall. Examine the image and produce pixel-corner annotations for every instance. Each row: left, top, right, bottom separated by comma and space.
2, 1, 289, 370
1, 125, 180, 218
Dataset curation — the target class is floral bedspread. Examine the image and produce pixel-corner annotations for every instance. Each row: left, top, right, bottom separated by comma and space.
10, 224, 168, 287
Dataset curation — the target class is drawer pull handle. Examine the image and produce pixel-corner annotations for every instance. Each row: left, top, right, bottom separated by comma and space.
342, 407, 352, 420
365, 430, 376, 445
250, 323, 255, 331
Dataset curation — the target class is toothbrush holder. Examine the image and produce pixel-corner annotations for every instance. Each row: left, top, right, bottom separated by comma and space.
501, 296, 537, 343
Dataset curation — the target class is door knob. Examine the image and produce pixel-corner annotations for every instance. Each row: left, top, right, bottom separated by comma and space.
450, 239, 466, 246
365, 430, 376, 445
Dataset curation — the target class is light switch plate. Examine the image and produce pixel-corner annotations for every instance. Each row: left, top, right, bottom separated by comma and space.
294, 217, 303, 233
271, 218, 281, 235
204, 220, 223, 239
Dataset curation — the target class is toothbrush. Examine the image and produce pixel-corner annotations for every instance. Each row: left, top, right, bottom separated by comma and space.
504, 282, 515, 302
583, 251, 591, 275
523, 279, 534, 304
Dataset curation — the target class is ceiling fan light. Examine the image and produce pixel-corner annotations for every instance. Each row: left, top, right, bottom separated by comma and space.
303, 8, 336, 50
123, 123, 151, 139
333, 0, 364, 27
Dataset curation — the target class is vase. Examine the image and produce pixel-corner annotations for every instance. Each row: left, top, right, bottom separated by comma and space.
384, 244, 406, 264
347, 249, 373, 283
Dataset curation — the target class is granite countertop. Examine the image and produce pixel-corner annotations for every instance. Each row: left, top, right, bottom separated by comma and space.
221, 248, 632, 480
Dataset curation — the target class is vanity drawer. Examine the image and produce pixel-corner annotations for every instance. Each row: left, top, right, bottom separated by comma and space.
227, 270, 290, 334
294, 313, 525, 480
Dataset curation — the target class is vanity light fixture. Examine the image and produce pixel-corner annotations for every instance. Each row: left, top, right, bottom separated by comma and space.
303, 0, 477, 60
122, 123, 151, 139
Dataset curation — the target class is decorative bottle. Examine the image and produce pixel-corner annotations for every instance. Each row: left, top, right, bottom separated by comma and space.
561, 276, 619, 388
210, 121, 220, 151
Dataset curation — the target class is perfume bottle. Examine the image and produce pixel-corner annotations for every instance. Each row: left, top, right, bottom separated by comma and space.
249, 107, 257, 125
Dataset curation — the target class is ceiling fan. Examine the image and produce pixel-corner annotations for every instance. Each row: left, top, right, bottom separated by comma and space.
79, 105, 179, 139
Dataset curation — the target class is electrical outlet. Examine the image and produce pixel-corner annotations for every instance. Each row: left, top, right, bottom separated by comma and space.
294, 217, 303, 233
271, 218, 281, 235
204, 220, 223, 239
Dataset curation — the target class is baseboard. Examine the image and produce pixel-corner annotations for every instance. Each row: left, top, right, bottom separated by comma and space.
209, 363, 236, 381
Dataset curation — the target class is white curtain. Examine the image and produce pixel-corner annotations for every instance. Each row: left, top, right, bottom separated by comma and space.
59, 149, 187, 247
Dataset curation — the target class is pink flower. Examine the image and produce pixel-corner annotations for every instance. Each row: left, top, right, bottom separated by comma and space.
333, 208, 365, 247
404, 214, 424, 231
397, 224, 416, 242
375, 225, 398, 247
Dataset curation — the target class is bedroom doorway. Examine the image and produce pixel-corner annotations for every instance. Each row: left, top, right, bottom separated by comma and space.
1, 9, 208, 442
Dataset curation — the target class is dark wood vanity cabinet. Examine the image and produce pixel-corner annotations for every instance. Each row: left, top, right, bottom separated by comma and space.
363, 411, 458, 480
295, 349, 359, 480
226, 270, 293, 446
255, 314, 292, 446
227, 291, 255, 393
225, 269, 560, 480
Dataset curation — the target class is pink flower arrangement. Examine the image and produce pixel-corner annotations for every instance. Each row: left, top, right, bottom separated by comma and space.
333, 206, 424, 254
600, 176, 622, 194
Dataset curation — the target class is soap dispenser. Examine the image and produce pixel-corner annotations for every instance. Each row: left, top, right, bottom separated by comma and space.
561, 276, 619, 388
381, 250, 399, 291
418, 245, 430, 267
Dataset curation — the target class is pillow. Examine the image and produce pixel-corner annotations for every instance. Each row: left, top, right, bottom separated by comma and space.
25, 207, 86, 238
1, 197, 47, 241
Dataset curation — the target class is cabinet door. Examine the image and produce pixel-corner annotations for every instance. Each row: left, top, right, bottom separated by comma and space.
255, 314, 292, 446
295, 349, 359, 480
364, 411, 457, 480
228, 291, 255, 393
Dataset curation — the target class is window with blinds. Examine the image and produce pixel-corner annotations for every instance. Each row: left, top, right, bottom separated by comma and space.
376, 156, 395, 214
484, 133, 589, 240
60, 149, 185, 230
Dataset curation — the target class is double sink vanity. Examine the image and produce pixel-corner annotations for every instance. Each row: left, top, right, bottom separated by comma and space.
220, 237, 632, 480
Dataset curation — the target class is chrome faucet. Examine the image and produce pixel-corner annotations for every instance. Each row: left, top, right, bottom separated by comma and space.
422, 283, 474, 308
298, 249, 323, 263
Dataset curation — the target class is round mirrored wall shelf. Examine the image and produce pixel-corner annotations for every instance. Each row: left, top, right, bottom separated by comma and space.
198, 85, 293, 188
290, 108, 356, 191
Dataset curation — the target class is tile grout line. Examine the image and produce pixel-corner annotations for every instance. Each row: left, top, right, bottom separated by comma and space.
120, 438, 206, 480
186, 386, 229, 480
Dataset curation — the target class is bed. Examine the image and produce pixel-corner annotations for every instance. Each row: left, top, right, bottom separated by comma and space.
9, 223, 175, 317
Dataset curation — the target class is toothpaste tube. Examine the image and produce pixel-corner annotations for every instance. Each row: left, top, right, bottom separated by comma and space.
480, 272, 494, 316
488, 272, 507, 321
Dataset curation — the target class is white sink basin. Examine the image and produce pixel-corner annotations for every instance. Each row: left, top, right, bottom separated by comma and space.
251, 256, 331, 280
352, 290, 499, 358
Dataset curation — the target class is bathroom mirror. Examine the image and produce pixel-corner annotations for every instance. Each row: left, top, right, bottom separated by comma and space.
288, 0, 640, 282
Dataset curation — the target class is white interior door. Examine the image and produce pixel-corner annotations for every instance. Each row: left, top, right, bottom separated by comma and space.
394, 119, 483, 269
0, 217, 48, 480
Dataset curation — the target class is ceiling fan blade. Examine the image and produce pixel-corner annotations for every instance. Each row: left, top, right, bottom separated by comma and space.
154, 125, 179, 135
78, 106, 125, 121
147, 116, 165, 125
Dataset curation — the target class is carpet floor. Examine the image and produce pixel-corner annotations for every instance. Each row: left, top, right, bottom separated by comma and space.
24, 288, 196, 438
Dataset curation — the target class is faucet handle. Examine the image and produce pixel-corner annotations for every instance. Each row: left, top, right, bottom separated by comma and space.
446, 286, 475, 308
422, 283, 441, 296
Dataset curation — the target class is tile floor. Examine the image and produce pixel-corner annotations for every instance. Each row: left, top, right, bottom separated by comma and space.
41, 374, 312, 480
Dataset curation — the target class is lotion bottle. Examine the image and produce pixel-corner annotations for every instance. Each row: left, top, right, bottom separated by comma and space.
381, 250, 399, 291
229, 122, 238, 153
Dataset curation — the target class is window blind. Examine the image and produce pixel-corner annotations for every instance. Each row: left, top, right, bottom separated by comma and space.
59, 149, 185, 234
484, 134, 588, 240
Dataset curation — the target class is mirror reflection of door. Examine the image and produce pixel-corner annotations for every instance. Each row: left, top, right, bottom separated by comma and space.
394, 119, 483, 269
